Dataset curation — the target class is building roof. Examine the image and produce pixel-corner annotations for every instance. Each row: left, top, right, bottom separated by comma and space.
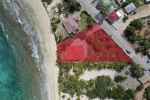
57, 24, 132, 63
106, 11, 120, 23
62, 15, 79, 33
124, 3, 136, 14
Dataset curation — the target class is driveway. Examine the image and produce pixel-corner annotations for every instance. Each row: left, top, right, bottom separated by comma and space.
115, 4, 150, 32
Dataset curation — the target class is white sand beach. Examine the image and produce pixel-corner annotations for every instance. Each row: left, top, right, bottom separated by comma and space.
80, 69, 116, 81
20, 0, 59, 100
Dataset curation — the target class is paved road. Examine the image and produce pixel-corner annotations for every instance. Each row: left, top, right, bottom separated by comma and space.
76, 0, 99, 21
77, 0, 150, 69
101, 21, 150, 68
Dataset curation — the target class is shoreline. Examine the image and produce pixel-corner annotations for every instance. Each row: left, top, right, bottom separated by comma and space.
19, 0, 59, 100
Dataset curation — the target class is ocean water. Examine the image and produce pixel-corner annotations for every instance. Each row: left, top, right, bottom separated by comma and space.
0, 0, 43, 100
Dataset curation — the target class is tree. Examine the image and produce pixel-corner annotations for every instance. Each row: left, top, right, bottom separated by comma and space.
130, 19, 143, 30
124, 26, 135, 43
144, 86, 150, 100
86, 76, 114, 99
129, 64, 144, 79
129, 64, 144, 85
94, 76, 114, 99
110, 85, 125, 99
114, 75, 127, 83
63, 0, 81, 14
124, 19, 143, 43
123, 89, 135, 100
98, 0, 118, 15
61, 76, 87, 96
123, 15, 128, 22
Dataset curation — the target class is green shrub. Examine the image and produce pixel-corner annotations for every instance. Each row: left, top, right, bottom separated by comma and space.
87, 76, 114, 99
110, 85, 125, 99
144, 86, 150, 100
60, 76, 87, 96
130, 19, 143, 30
123, 16, 128, 22
63, 0, 81, 14
114, 75, 127, 83
123, 89, 135, 100
129, 64, 144, 79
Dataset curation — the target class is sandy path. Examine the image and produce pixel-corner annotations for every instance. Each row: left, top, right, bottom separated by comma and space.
20, 0, 59, 100
134, 81, 150, 100
80, 69, 116, 80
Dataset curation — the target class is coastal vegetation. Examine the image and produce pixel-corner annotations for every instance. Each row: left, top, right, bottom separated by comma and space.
59, 72, 135, 99
58, 62, 128, 77
58, 62, 135, 99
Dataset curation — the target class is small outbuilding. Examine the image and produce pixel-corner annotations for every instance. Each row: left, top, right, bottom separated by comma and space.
124, 3, 137, 14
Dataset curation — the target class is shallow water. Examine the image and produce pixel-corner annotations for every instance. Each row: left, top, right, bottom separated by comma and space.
0, 1, 43, 100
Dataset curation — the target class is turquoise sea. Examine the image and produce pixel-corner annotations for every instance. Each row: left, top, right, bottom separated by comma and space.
0, 0, 43, 100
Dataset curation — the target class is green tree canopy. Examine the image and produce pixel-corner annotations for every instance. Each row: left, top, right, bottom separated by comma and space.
114, 75, 127, 83
129, 64, 144, 79
92, 76, 114, 99
144, 86, 150, 100
130, 19, 143, 30
63, 0, 81, 14
123, 89, 135, 100
110, 85, 125, 99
